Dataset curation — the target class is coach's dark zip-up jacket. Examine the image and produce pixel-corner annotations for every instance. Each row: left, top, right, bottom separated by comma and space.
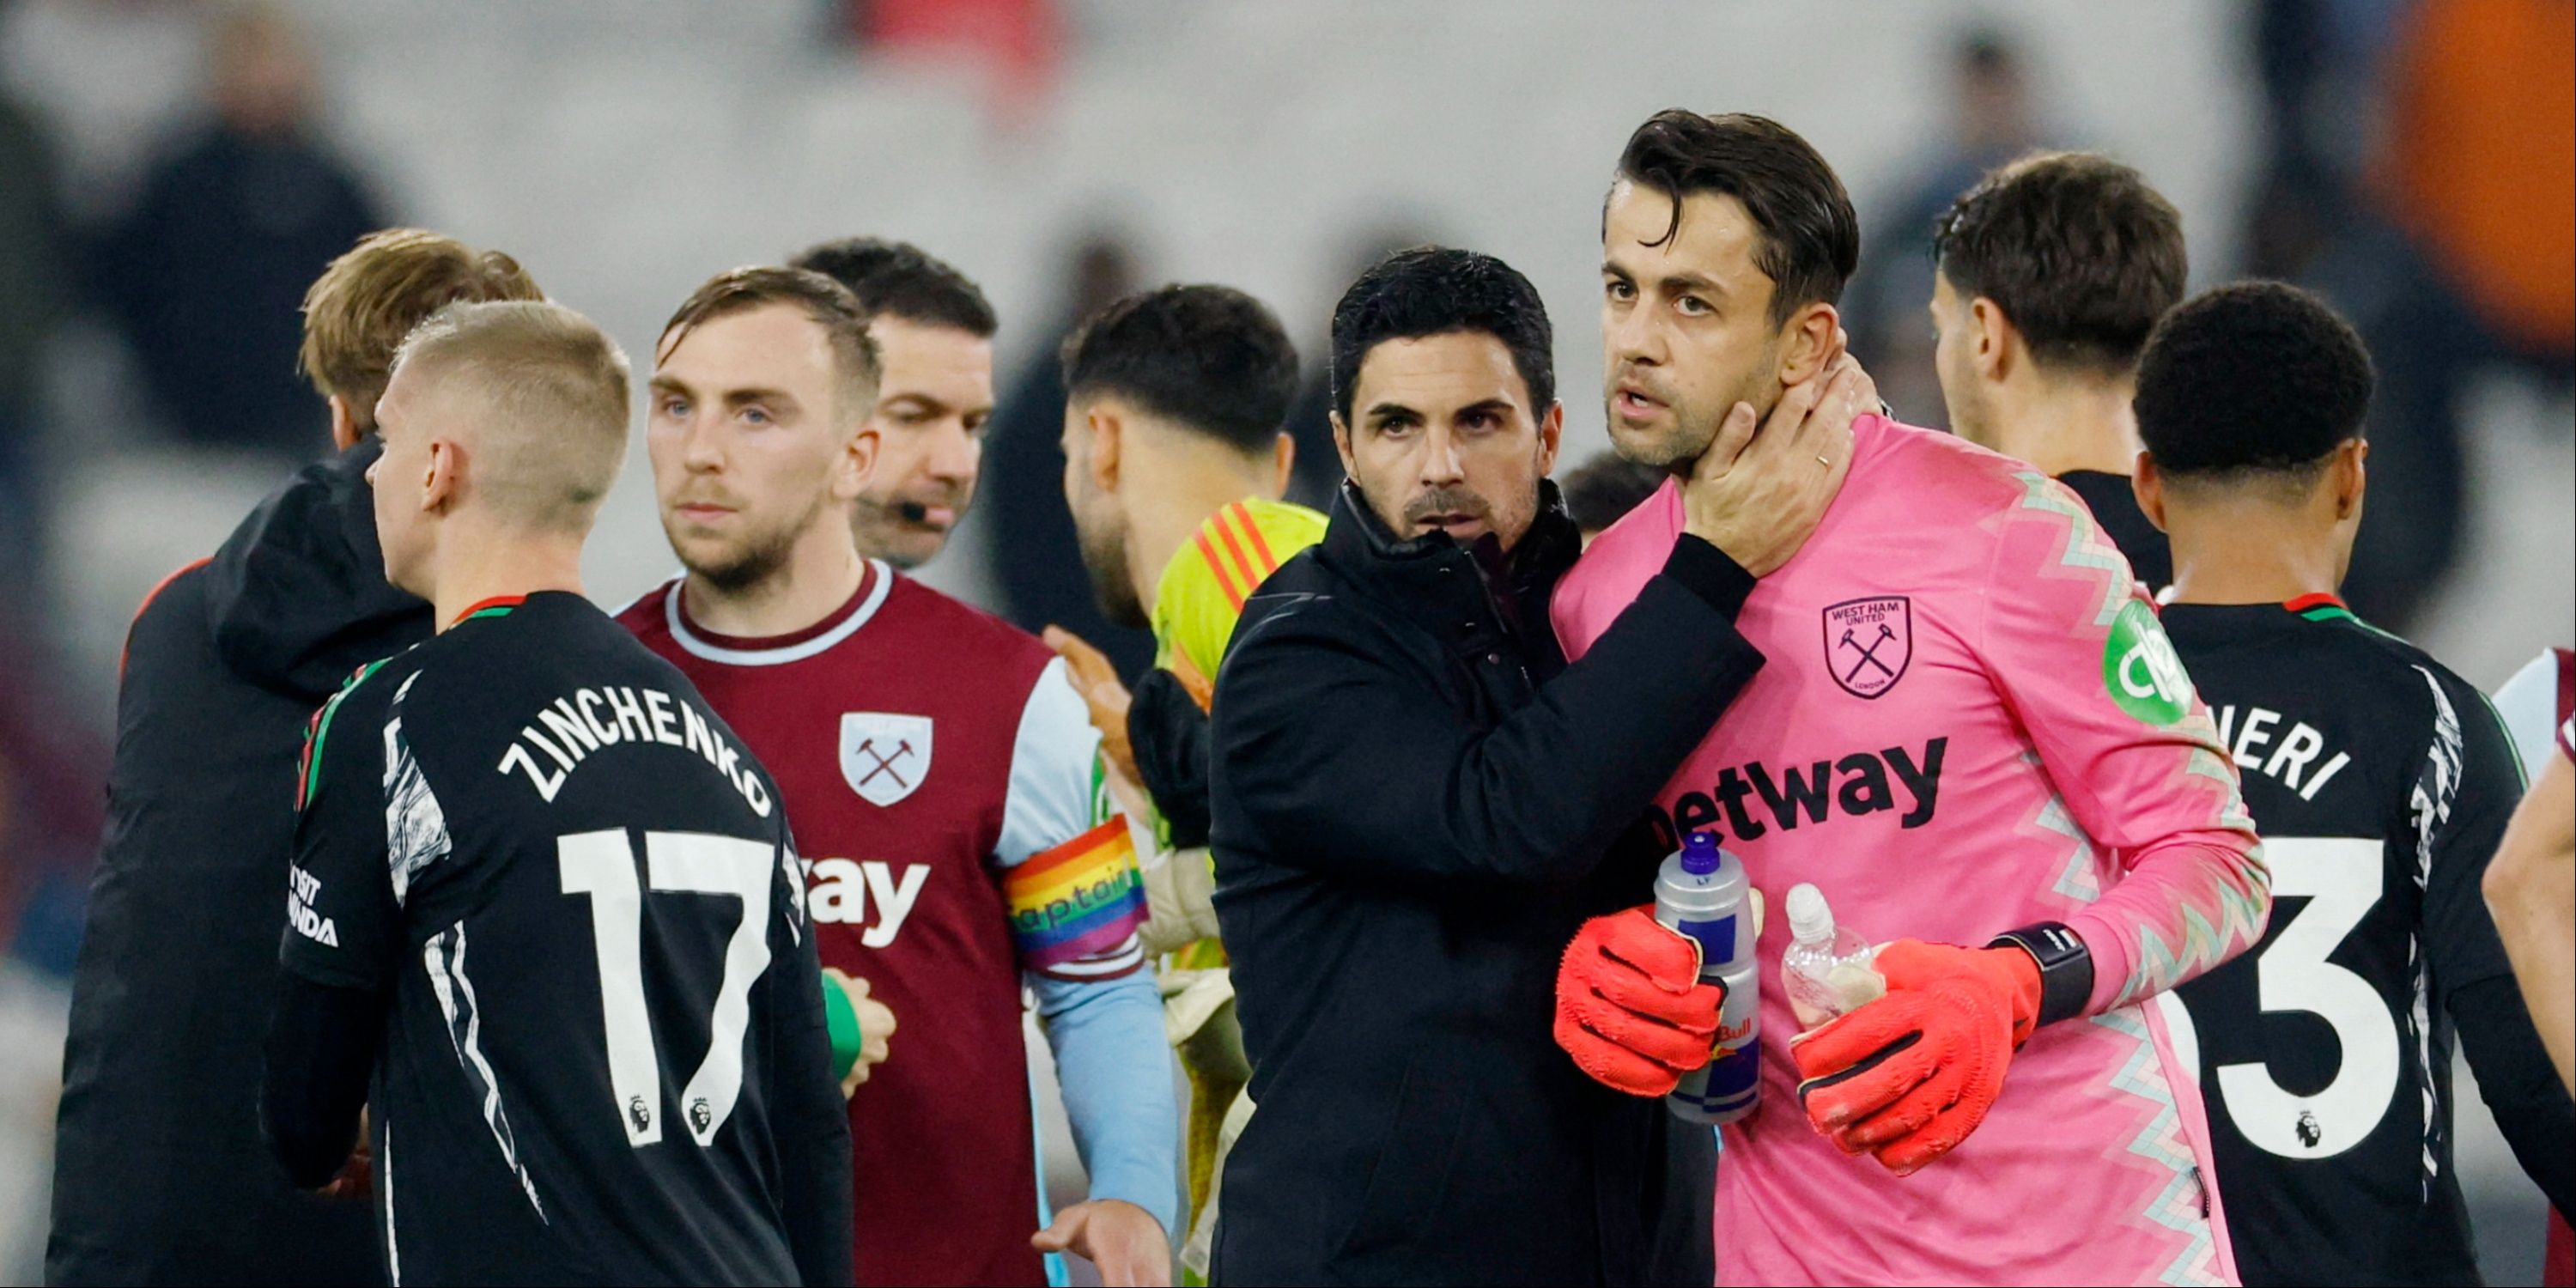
50, 439, 424, 1285
1206, 481, 1764, 1287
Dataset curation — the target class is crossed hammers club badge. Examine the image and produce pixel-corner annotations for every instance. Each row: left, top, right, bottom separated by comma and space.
839, 713, 933, 806
1821, 596, 1913, 699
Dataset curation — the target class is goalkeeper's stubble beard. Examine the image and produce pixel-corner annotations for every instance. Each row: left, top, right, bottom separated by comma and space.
1612, 336, 1782, 478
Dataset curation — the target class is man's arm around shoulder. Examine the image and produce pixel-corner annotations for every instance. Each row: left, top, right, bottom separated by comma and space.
1215, 538, 1759, 894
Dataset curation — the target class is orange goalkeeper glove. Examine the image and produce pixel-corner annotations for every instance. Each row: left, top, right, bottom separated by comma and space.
1789, 938, 2044, 1175
1553, 906, 1726, 1097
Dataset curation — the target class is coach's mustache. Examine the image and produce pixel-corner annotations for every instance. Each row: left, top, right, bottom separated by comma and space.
1403, 487, 1492, 526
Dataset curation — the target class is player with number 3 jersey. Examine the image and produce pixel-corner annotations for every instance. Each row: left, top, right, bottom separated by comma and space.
2135, 284, 2573, 1285
264, 301, 851, 1285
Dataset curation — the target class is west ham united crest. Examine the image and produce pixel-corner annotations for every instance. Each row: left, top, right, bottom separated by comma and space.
840, 713, 933, 806
1823, 596, 1911, 699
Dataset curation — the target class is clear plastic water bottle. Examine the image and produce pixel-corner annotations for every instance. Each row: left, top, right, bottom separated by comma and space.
1653, 831, 1759, 1124
1780, 883, 1885, 1029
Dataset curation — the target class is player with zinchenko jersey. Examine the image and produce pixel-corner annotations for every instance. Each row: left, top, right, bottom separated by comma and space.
2130, 283, 2573, 1285
617, 264, 1177, 1286
53, 228, 541, 1288
264, 301, 851, 1285
1550, 112, 2269, 1285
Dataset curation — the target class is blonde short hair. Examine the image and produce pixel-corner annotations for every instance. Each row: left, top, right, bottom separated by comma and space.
391, 301, 631, 533
300, 228, 544, 432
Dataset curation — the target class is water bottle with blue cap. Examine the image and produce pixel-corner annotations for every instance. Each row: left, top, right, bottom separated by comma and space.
1652, 831, 1759, 1124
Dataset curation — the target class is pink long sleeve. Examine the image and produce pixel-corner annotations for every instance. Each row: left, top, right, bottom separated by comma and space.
1973, 471, 2270, 1012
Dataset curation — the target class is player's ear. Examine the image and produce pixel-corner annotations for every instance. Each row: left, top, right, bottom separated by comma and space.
1535, 400, 1564, 476
1084, 404, 1121, 493
1331, 410, 1357, 477
422, 439, 460, 513
1271, 431, 1295, 498
2332, 439, 2366, 519
1777, 304, 1838, 386
2132, 451, 2170, 533
328, 395, 361, 452
837, 422, 879, 501
1970, 297, 2012, 381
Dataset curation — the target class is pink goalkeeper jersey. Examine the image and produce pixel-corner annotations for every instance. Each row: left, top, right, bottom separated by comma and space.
1554, 415, 2269, 1287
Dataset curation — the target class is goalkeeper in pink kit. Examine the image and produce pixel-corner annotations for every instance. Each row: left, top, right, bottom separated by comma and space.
1550, 112, 2271, 1285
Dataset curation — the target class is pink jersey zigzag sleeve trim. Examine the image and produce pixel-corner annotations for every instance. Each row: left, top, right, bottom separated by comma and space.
1986, 471, 2269, 1014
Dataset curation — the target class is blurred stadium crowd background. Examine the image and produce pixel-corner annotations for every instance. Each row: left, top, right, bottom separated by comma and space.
0, 0, 2566, 1280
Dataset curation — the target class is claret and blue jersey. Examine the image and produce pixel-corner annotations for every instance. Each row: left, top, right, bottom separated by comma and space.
619, 558, 1176, 1287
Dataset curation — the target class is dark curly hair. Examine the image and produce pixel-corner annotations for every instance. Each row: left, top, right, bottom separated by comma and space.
1060, 284, 1300, 454
2136, 281, 2372, 486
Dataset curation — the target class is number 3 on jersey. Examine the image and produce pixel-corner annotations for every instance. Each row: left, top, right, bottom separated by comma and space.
2160, 836, 2401, 1157
559, 829, 775, 1148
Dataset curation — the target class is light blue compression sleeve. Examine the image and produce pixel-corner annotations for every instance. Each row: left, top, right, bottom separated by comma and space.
1030, 967, 1181, 1239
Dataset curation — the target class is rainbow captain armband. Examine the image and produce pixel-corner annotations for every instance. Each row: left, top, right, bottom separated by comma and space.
1004, 818, 1147, 975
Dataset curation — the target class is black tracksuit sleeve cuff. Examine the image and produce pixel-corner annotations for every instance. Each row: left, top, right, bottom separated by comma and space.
1127, 668, 1214, 848
1661, 534, 1756, 618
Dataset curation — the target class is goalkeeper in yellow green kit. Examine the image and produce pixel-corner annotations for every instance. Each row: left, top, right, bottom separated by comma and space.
1043, 283, 1321, 1280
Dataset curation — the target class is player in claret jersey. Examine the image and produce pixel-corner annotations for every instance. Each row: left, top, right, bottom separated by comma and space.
1549, 112, 2269, 1285
262, 301, 851, 1285
619, 265, 1178, 1285
2493, 645, 2576, 1288
2134, 283, 2573, 1285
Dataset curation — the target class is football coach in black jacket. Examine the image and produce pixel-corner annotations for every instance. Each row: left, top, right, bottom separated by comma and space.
1206, 247, 1868, 1285
48, 231, 539, 1285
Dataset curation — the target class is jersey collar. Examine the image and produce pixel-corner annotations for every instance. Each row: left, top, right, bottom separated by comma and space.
452, 594, 527, 626
666, 560, 891, 666
2284, 592, 2357, 623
